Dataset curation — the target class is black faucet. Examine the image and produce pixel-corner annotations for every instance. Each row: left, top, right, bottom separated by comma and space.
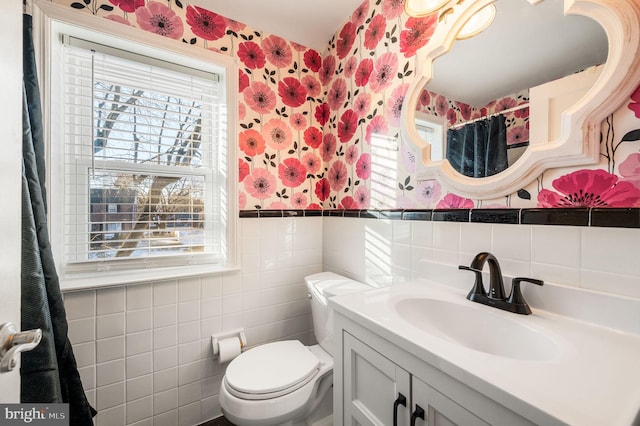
459, 252, 543, 315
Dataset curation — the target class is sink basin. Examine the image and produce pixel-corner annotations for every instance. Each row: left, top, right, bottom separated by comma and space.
394, 298, 560, 361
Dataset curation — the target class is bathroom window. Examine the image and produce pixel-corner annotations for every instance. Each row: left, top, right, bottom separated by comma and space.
42, 9, 237, 288
415, 112, 446, 161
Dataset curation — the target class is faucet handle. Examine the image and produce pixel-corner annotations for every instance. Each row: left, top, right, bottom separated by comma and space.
507, 277, 544, 314
458, 265, 486, 298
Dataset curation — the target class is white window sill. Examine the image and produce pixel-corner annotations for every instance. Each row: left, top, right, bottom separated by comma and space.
60, 263, 240, 292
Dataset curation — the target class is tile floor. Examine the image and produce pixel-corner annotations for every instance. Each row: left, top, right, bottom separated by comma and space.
200, 416, 235, 426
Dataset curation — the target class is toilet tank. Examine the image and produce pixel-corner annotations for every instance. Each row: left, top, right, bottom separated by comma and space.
305, 272, 370, 355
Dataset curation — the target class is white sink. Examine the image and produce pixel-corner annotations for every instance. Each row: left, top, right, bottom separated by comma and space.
394, 297, 560, 361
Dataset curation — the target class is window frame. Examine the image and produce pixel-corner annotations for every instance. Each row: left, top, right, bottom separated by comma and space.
33, 1, 238, 290
415, 112, 447, 162
61, 40, 219, 267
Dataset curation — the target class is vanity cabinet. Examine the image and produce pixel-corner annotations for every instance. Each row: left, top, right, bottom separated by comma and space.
411, 376, 490, 426
334, 313, 535, 426
342, 331, 411, 425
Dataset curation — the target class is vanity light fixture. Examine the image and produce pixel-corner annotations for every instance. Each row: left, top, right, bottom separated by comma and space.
404, 0, 449, 18
457, 3, 496, 40
405, 0, 496, 41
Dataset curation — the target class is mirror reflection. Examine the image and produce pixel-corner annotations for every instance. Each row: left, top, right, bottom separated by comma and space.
414, 0, 608, 178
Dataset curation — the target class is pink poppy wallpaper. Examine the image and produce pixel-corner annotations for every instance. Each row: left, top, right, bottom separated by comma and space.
321, 0, 640, 209
58, 0, 640, 210
62, 0, 327, 211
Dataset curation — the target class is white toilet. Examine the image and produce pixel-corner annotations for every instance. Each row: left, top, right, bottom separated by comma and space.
219, 272, 371, 426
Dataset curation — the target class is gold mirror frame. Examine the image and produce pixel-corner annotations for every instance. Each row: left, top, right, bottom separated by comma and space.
400, 0, 640, 199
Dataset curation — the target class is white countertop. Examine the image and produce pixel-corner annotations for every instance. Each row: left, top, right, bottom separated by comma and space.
329, 278, 640, 426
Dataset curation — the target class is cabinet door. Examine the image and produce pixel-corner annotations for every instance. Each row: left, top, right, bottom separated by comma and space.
411, 376, 490, 426
343, 332, 411, 426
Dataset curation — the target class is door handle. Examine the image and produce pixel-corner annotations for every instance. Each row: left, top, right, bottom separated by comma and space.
411, 404, 425, 426
0, 322, 42, 373
393, 393, 407, 426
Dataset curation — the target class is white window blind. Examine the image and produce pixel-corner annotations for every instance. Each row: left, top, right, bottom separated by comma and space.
61, 37, 223, 272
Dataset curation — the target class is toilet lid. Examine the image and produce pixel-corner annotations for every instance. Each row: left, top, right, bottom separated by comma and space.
306, 272, 371, 303
323, 281, 371, 298
225, 340, 320, 398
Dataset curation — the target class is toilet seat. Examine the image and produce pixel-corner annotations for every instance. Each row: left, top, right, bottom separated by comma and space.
225, 340, 320, 400
219, 344, 334, 425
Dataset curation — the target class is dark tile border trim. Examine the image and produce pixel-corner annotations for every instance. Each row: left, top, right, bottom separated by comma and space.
402, 209, 433, 221
257, 210, 285, 218
432, 209, 470, 222
239, 208, 640, 229
591, 208, 640, 228
470, 209, 519, 224
238, 209, 318, 218
520, 208, 589, 226
323, 210, 344, 217
379, 210, 403, 220
359, 210, 380, 219
343, 210, 360, 218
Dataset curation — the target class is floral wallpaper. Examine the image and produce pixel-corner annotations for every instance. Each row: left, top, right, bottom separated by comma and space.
59, 0, 327, 210
321, 0, 640, 210
58, 0, 640, 210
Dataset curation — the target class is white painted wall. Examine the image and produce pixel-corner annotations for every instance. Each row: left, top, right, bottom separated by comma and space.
0, 0, 24, 402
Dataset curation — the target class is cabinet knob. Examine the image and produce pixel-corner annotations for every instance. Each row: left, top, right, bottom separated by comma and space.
393, 393, 407, 426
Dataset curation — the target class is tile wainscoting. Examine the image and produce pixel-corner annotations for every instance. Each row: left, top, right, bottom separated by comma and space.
62, 216, 323, 426
62, 209, 640, 425
317, 208, 640, 300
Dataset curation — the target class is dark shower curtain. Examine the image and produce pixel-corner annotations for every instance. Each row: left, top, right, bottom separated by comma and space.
22, 13, 96, 425
446, 114, 508, 178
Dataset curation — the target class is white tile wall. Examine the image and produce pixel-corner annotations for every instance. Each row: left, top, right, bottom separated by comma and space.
63, 216, 322, 426
64, 215, 640, 426
323, 218, 640, 300
322, 217, 366, 282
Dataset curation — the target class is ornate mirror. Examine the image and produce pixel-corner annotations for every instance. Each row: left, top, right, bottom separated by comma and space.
400, 0, 640, 199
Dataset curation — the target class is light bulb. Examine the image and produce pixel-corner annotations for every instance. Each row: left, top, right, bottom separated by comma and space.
457, 3, 496, 40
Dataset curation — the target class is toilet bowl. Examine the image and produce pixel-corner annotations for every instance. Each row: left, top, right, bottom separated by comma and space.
219, 272, 370, 426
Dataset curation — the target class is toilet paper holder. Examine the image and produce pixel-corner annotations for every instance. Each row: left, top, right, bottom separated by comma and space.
212, 329, 247, 357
